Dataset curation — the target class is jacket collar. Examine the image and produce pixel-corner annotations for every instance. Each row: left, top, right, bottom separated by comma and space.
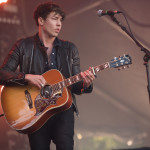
34, 33, 61, 48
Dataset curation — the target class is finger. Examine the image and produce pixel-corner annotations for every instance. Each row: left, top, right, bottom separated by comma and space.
31, 76, 43, 89
32, 80, 42, 89
81, 71, 95, 86
80, 72, 88, 83
82, 74, 92, 86
80, 72, 86, 78
84, 71, 95, 81
86, 70, 95, 77
38, 76, 46, 86
34, 75, 46, 88
81, 72, 92, 85
88, 71, 95, 80
37, 83, 42, 89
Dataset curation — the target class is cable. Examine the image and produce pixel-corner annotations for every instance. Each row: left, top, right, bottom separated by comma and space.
113, 0, 150, 27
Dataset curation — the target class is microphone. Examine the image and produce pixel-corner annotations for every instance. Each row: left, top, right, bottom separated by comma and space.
97, 9, 122, 17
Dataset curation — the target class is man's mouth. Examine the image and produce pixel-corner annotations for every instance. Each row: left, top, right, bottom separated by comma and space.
55, 29, 60, 33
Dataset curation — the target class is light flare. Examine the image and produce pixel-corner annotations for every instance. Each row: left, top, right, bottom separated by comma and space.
0, 0, 8, 4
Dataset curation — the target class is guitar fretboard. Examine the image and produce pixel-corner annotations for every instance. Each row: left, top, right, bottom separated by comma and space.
52, 62, 110, 92
93, 62, 110, 74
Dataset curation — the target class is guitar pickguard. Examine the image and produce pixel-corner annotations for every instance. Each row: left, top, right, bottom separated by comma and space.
34, 90, 62, 116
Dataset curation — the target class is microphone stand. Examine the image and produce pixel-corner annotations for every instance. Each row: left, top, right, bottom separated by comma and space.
110, 15, 150, 102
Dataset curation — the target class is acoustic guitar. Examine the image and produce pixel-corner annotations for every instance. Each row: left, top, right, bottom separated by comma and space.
1, 54, 131, 134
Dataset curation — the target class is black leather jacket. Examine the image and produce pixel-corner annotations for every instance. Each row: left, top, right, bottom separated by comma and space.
0, 34, 93, 114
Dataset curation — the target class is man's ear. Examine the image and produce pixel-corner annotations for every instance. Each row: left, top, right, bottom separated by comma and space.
38, 17, 44, 26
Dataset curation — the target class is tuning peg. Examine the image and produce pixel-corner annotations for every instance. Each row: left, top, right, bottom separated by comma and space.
119, 57, 122, 60
114, 57, 117, 61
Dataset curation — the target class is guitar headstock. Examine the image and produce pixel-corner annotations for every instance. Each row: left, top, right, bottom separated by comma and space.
109, 54, 132, 70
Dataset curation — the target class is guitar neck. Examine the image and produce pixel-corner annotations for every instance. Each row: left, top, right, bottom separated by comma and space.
52, 62, 110, 90
92, 62, 110, 75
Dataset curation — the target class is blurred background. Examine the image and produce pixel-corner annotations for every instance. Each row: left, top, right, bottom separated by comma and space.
0, 0, 150, 149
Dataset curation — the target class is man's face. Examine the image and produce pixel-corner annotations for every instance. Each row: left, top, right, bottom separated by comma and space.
40, 11, 62, 38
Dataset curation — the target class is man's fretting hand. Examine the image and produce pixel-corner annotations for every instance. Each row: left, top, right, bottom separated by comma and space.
80, 69, 95, 88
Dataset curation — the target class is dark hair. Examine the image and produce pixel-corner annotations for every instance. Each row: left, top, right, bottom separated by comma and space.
33, 2, 66, 26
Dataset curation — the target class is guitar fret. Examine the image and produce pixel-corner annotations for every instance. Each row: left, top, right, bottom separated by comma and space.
64, 79, 69, 86
68, 79, 72, 85
70, 76, 75, 84
61, 74, 82, 88
94, 63, 109, 74
71, 75, 81, 85
100, 66, 105, 70
95, 67, 100, 73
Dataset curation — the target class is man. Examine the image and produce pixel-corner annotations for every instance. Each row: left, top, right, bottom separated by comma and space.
0, 2, 95, 150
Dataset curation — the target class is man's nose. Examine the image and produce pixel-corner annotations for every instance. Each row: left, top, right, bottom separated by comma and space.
56, 20, 61, 26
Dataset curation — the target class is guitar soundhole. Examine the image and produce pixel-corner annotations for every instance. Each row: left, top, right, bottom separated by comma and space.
40, 85, 53, 98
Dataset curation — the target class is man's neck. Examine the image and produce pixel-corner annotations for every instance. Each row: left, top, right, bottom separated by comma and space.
38, 31, 56, 48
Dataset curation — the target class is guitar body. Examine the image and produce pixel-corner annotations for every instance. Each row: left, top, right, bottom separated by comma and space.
1, 69, 72, 134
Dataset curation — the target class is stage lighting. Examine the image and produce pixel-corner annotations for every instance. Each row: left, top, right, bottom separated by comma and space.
77, 133, 83, 140
127, 140, 133, 146
0, 0, 8, 4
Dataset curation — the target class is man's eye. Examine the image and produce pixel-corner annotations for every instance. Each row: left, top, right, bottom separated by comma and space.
53, 17, 57, 20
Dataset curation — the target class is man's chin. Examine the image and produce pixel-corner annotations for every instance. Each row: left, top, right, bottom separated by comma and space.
47, 32, 59, 38
52, 33, 59, 38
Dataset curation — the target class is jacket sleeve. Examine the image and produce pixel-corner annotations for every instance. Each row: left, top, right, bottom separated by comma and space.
0, 40, 26, 85
70, 42, 93, 95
